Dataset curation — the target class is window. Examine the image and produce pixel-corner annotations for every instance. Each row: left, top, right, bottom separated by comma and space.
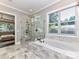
49, 12, 59, 33
48, 6, 76, 35
0, 22, 14, 32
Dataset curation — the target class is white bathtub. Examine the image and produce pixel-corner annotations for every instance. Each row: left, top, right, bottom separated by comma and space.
32, 40, 79, 59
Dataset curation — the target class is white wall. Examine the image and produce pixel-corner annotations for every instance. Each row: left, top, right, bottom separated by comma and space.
33, 0, 79, 48
0, 4, 29, 44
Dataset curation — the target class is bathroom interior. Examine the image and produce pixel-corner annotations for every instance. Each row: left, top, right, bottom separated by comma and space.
0, 0, 79, 59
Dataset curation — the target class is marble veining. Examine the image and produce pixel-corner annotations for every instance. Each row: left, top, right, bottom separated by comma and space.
0, 41, 75, 59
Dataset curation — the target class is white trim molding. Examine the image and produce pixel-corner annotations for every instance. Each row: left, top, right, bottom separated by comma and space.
47, 2, 77, 15
0, 2, 30, 15
33, 0, 60, 14
0, 0, 60, 15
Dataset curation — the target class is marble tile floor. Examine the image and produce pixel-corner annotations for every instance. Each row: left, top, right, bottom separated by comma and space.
0, 42, 74, 59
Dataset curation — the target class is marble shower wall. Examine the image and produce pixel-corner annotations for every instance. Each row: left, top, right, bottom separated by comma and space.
27, 16, 45, 41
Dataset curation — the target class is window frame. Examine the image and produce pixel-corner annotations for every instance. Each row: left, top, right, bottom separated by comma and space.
46, 3, 77, 37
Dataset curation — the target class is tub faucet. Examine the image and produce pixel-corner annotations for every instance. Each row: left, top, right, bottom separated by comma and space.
37, 38, 44, 43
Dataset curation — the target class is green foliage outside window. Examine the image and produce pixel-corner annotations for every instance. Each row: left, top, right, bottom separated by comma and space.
0, 22, 14, 32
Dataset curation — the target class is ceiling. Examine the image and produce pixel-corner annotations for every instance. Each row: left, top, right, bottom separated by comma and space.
0, 0, 60, 15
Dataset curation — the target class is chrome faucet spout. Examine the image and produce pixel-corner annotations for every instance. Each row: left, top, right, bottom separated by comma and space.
37, 39, 44, 43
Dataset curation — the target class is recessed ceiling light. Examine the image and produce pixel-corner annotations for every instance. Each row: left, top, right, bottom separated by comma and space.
29, 9, 33, 12
8, 0, 13, 2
